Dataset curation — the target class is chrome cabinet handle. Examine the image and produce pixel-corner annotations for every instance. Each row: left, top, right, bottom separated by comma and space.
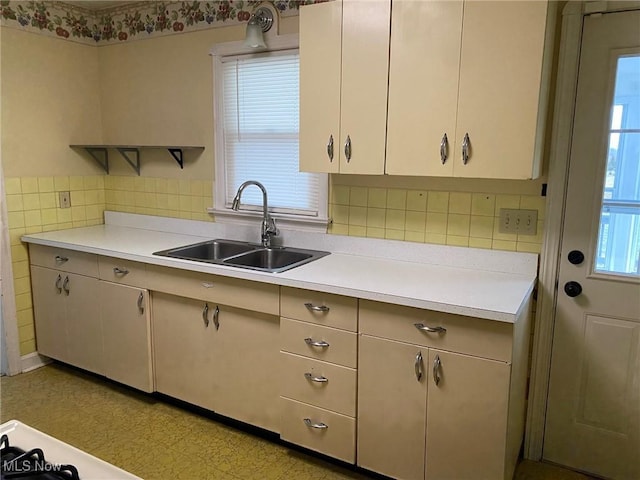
344, 135, 352, 162
201, 282, 214, 288
304, 372, 328, 383
202, 303, 209, 328
55, 274, 62, 294
113, 267, 129, 275
327, 134, 334, 162
415, 351, 423, 381
62, 276, 70, 295
55, 255, 68, 264
433, 354, 442, 386
137, 292, 144, 314
213, 305, 220, 330
304, 418, 328, 429
462, 133, 470, 165
414, 323, 446, 334
304, 303, 330, 313
304, 338, 330, 348
440, 133, 449, 164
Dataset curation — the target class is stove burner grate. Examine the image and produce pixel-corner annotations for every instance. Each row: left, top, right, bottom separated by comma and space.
0, 434, 80, 480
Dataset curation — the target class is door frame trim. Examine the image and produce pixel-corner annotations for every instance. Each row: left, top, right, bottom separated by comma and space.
525, 0, 640, 460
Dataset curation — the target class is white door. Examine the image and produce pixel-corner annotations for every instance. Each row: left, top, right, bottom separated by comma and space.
544, 10, 640, 479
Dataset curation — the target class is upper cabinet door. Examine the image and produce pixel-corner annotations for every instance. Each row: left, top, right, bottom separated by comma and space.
299, 0, 342, 173
454, 1, 551, 179
339, 0, 390, 175
386, 0, 463, 177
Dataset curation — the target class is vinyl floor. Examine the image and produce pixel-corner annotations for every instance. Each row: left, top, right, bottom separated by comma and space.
0, 363, 596, 480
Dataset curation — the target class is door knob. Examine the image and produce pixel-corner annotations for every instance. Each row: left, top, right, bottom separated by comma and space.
568, 250, 585, 265
564, 281, 582, 297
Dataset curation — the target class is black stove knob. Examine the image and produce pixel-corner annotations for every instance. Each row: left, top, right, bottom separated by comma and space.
568, 250, 585, 265
564, 281, 582, 297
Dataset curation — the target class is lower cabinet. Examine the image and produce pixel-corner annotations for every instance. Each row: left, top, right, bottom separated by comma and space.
152, 292, 280, 433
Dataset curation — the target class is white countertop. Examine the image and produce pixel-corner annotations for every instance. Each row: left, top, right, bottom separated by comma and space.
21, 212, 538, 323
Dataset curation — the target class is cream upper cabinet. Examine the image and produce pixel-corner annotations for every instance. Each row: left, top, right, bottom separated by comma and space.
299, 0, 390, 174
386, 0, 553, 179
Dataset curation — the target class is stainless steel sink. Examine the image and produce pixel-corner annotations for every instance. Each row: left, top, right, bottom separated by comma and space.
153, 239, 329, 273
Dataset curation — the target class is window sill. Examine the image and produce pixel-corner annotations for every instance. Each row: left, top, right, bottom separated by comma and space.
208, 208, 330, 234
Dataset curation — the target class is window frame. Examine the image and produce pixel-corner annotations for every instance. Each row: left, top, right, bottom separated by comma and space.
209, 34, 329, 233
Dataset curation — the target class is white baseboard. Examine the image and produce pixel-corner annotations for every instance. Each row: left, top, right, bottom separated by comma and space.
20, 352, 51, 373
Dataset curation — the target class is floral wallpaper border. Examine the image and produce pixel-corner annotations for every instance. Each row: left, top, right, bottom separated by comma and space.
0, 1, 323, 45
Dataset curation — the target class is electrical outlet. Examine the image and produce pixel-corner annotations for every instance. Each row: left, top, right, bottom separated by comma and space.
59, 191, 71, 209
499, 208, 538, 235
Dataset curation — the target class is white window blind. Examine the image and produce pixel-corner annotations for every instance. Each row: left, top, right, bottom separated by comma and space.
220, 50, 321, 217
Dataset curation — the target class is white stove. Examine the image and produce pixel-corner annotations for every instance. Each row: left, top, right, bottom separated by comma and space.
0, 420, 140, 479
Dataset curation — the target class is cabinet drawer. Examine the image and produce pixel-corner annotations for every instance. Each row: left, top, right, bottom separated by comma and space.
280, 397, 356, 463
281, 352, 356, 416
146, 264, 279, 315
359, 300, 513, 362
29, 244, 98, 277
281, 287, 357, 332
98, 256, 147, 287
281, 318, 357, 368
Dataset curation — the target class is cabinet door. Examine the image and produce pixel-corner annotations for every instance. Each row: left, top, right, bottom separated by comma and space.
454, 1, 550, 179
426, 350, 510, 480
210, 305, 280, 433
357, 335, 427, 480
386, 0, 462, 176
152, 292, 215, 410
30, 266, 67, 361
299, 0, 342, 173
339, 0, 390, 174
64, 272, 103, 375
100, 281, 152, 392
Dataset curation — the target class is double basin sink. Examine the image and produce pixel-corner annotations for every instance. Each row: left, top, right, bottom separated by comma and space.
154, 239, 330, 273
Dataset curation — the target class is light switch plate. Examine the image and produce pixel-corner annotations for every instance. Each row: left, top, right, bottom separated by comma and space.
59, 191, 71, 208
499, 208, 538, 235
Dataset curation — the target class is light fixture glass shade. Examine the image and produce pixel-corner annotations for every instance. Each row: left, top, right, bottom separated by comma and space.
244, 19, 267, 48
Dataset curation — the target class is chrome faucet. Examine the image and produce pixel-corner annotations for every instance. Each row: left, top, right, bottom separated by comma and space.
231, 180, 278, 247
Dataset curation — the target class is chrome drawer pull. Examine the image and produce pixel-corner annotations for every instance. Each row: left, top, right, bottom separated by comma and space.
304, 372, 328, 383
55, 255, 68, 263
415, 351, 423, 382
202, 303, 209, 328
414, 323, 446, 334
303, 418, 328, 430
304, 338, 330, 348
62, 276, 70, 295
137, 292, 144, 314
113, 267, 129, 275
55, 274, 62, 294
433, 354, 442, 386
213, 305, 220, 331
304, 303, 330, 313
201, 282, 215, 288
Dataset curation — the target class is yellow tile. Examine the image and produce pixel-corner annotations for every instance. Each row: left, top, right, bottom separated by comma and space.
71, 206, 86, 222
367, 208, 386, 228
12, 260, 29, 279
154, 177, 168, 194
447, 214, 470, 237
57, 208, 73, 223
8, 211, 25, 229
24, 210, 42, 227
471, 193, 495, 216
446, 235, 469, 247
5, 178, 22, 194
56, 222, 73, 230
367, 188, 387, 208
469, 216, 495, 239
449, 192, 471, 214
386, 189, 406, 210
348, 206, 367, 226
405, 211, 426, 232
83, 176, 99, 190
85, 205, 102, 220
385, 229, 405, 241
405, 230, 425, 243
469, 238, 492, 249
18, 323, 35, 343
15, 292, 33, 311
134, 191, 145, 207
179, 179, 191, 195
517, 242, 542, 254
427, 192, 449, 213
366, 227, 385, 239
42, 224, 60, 232
85, 190, 99, 205
19, 339, 37, 356
190, 180, 204, 196
17, 308, 34, 327
202, 181, 213, 195
144, 192, 155, 208
104, 176, 115, 189
72, 220, 88, 228
21, 177, 39, 193
123, 190, 135, 206
348, 225, 367, 237
492, 239, 517, 251
38, 177, 54, 192
157, 193, 170, 210
120, 176, 135, 191
203, 195, 213, 208
350, 187, 368, 207
86, 218, 103, 227
24, 225, 42, 234
10, 243, 28, 262
495, 194, 520, 214
179, 195, 191, 212
39, 192, 57, 209
167, 194, 180, 210
6, 194, 24, 212
134, 176, 146, 192
167, 178, 179, 194
105, 190, 117, 204
331, 205, 349, 224
426, 212, 447, 234
144, 177, 156, 193
407, 190, 427, 212
41, 208, 58, 225
97, 190, 106, 204
425, 233, 447, 245
22, 193, 40, 210
331, 185, 350, 205
191, 196, 204, 213
95, 176, 105, 189
71, 190, 86, 206
54, 176, 70, 191
69, 176, 84, 191
9, 228, 26, 245
520, 195, 547, 220
386, 209, 406, 230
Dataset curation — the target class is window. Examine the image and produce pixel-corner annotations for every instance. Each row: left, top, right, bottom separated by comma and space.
210, 35, 328, 231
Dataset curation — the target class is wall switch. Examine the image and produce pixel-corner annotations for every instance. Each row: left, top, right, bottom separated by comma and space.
59, 191, 71, 208
499, 208, 538, 235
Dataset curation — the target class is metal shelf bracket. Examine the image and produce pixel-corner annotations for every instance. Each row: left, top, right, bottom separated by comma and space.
116, 148, 141, 176
85, 147, 109, 174
167, 148, 185, 169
